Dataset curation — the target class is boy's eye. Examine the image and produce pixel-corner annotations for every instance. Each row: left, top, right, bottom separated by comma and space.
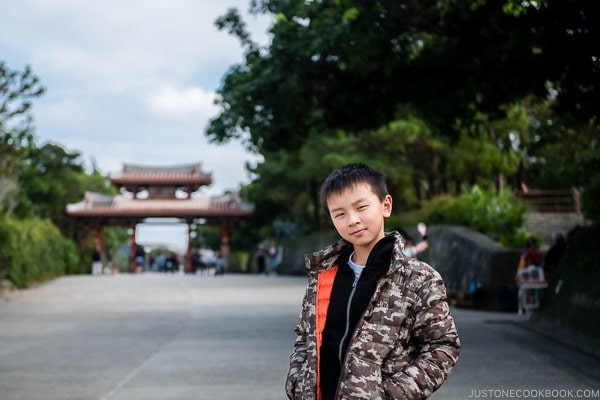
357, 205, 368, 211
333, 212, 345, 219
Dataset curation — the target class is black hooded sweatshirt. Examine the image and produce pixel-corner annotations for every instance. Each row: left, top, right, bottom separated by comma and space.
319, 236, 394, 400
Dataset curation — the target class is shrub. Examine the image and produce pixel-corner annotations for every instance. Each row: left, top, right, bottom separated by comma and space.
63, 238, 83, 274
0, 214, 80, 288
419, 186, 529, 246
229, 251, 250, 272
581, 174, 600, 223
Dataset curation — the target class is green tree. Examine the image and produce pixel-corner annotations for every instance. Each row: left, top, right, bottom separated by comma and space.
0, 62, 44, 176
211, 1, 599, 236
0, 62, 45, 132
209, 1, 599, 153
1, 63, 45, 211
241, 117, 434, 234
13, 143, 85, 232
0, 62, 132, 279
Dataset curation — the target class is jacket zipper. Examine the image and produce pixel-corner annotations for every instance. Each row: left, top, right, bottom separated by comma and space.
338, 274, 360, 362
334, 277, 389, 399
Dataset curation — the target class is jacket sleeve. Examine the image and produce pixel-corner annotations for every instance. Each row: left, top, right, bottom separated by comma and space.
285, 289, 310, 399
383, 271, 461, 400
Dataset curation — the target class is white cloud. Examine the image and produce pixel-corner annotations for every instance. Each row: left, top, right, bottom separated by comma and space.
1, 0, 272, 248
2, 0, 271, 92
1, 0, 272, 172
144, 85, 217, 120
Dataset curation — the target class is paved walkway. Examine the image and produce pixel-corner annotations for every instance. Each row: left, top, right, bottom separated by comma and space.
0, 273, 598, 400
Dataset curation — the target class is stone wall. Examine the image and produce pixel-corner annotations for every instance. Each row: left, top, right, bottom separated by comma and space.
421, 226, 521, 311
533, 224, 600, 339
277, 223, 600, 337
523, 211, 584, 245
278, 226, 521, 311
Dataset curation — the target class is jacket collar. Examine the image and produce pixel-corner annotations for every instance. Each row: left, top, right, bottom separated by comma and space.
305, 231, 410, 276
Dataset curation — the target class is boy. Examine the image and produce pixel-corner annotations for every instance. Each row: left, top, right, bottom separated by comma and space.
285, 163, 460, 400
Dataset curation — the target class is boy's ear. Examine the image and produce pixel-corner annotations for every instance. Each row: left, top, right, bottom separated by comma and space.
383, 195, 393, 215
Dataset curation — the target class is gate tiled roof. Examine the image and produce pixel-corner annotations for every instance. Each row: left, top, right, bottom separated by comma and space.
110, 162, 213, 186
67, 162, 254, 223
67, 192, 254, 219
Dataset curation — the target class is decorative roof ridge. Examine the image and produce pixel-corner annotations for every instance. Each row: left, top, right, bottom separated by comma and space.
66, 192, 255, 217
84, 191, 117, 203
120, 162, 208, 174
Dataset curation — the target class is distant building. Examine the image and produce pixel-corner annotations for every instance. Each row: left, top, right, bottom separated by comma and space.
67, 162, 254, 272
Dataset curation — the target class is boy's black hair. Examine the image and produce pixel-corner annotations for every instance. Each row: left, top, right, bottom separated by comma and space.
320, 163, 388, 214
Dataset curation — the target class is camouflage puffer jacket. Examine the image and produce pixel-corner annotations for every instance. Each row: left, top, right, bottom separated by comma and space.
285, 231, 460, 400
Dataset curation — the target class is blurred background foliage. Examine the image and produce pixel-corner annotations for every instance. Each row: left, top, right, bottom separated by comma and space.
214, 0, 599, 245
416, 186, 529, 247
1, 1, 599, 286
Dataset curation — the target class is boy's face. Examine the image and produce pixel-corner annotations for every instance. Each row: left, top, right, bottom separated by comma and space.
327, 182, 392, 256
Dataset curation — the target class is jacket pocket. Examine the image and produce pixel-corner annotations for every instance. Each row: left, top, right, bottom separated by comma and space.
338, 352, 386, 399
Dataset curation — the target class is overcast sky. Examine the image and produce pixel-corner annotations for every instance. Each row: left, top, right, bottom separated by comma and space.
0, 0, 273, 250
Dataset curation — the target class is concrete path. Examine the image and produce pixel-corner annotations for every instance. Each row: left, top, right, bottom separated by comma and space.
430, 308, 600, 399
0, 273, 598, 400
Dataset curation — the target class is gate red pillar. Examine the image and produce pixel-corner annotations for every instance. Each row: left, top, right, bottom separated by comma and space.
95, 224, 103, 254
95, 224, 104, 272
130, 223, 137, 273
220, 221, 230, 271
186, 220, 193, 273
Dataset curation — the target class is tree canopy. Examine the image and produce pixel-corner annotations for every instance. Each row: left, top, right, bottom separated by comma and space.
0, 62, 45, 131
208, 0, 599, 236
0, 63, 116, 237
209, 0, 599, 152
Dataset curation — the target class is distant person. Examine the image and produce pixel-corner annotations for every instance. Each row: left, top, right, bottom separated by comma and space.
165, 253, 178, 273
154, 253, 167, 273
265, 240, 282, 276
515, 239, 545, 314
394, 222, 429, 258
519, 238, 541, 268
214, 250, 226, 276
542, 231, 566, 283
134, 245, 145, 273
285, 163, 460, 400
255, 243, 266, 274
191, 248, 202, 274
91, 243, 102, 275
203, 247, 217, 271
197, 245, 217, 276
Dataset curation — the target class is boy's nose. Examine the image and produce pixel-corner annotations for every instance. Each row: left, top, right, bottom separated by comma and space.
348, 211, 360, 226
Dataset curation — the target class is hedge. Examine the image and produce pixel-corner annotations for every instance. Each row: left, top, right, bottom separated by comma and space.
0, 214, 80, 288
418, 186, 531, 247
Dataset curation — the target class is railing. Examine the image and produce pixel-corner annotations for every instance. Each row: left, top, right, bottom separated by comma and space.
518, 189, 579, 213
